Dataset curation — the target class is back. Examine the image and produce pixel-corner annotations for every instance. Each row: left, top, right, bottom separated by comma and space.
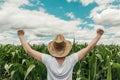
42, 53, 78, 80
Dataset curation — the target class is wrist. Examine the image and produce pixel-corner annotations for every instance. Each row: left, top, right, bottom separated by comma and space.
18, 35, 24, 37
97, 34, 102, 37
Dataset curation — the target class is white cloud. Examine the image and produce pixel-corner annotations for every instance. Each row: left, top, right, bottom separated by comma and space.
106, 27, 120, 34
65, 12, 75, 19
88, 0, 120, 44
0, 0, 119, 45
67, 0, 115, 6
74, 28, 114, 45
67, 0, 72, 3
90, 8, 120, 27
2, 0, 29, 7
88, 24, 105, 30
114, 32, 120, 38
89, 0, 120, 41
0, 0, 81, 33
80, 0, 94, 6
66, 0, 120, 45
0, 0, 82, 44
95, 0, 114, 5
0, 31, 18, 44
75, 29, 95, 40
67, 0, 78, 3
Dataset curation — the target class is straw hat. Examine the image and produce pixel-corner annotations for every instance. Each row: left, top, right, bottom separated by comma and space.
48, 34, 72, 57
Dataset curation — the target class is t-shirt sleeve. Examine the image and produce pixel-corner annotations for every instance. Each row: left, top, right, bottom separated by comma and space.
41, 54, 51, 65
69, 53, 78, 66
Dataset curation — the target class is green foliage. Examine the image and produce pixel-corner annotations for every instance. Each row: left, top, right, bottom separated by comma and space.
0, 43, 120, 80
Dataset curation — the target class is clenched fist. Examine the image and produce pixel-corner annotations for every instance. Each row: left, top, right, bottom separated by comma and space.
97, 28, 104, 36
17, 29, 25, 36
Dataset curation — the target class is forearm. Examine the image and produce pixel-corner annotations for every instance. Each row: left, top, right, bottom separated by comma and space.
78, 28, 104, 61
87, 34, 101, 51
18, 35, 32, 53
17, 30, 42, 62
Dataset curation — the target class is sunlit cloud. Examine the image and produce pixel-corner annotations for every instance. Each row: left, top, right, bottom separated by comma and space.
0, 0, 119, 45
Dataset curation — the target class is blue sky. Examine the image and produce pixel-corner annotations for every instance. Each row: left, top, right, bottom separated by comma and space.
22, 0, 97, 27
0, 0, 120, 45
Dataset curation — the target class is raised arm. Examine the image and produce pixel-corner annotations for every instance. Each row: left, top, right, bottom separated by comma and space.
17, 29, 42, 62
78, 28, 104, 61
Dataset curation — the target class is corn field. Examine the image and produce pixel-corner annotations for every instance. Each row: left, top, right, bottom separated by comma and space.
0, 43, 120, 80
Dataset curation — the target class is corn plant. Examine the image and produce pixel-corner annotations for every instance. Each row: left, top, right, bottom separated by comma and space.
0, 43, 120, 80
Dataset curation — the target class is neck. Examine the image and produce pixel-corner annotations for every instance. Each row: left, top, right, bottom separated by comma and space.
55, 57, 65, 65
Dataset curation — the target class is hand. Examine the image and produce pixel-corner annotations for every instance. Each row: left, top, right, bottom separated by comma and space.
97, 28, 104, 36
17, 29, 25, 36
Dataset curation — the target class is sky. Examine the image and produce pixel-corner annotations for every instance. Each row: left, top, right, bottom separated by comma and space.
0, 0, 120, 45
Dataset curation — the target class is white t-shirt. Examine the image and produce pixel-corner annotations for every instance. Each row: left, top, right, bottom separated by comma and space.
42, 53, 78, 80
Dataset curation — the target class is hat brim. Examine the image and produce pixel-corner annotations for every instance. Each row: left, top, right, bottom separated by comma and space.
48, 40, 72, 57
